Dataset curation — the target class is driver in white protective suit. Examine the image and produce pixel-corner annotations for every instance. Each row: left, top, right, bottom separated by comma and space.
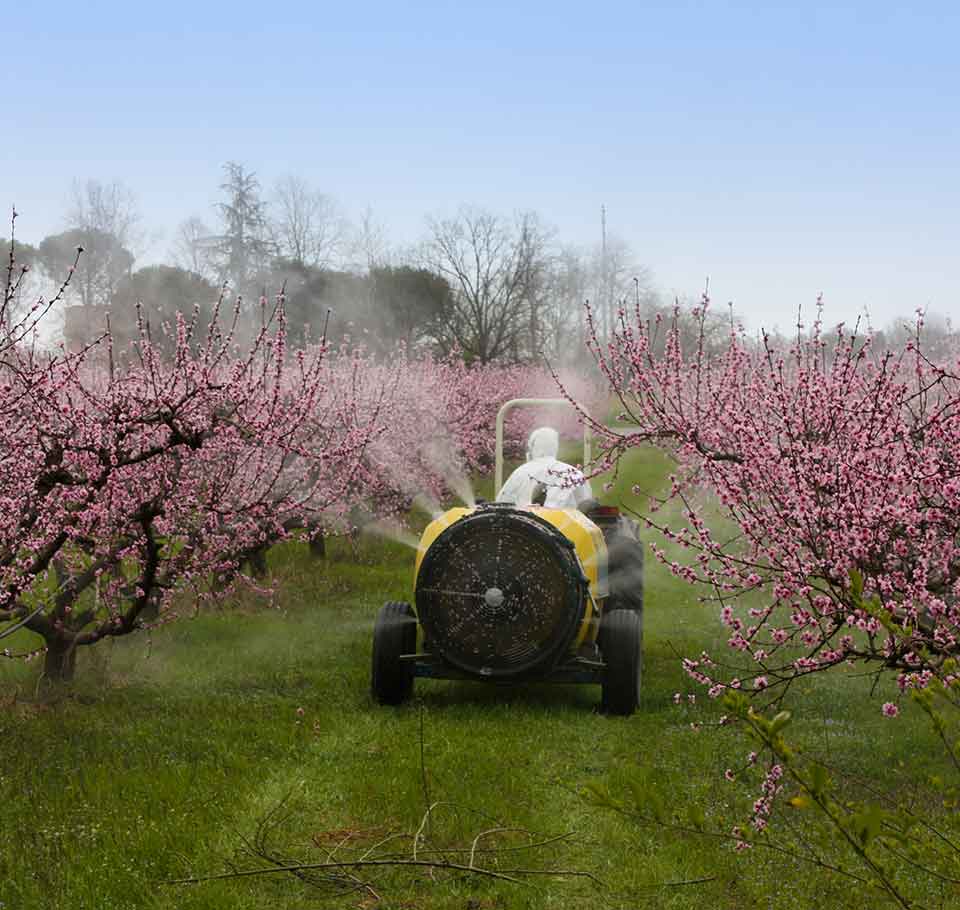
497, 427, 593, 510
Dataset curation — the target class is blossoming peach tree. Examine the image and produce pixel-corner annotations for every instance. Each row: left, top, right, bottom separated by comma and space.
584, 296, 959, 906
0, 219, 378, 682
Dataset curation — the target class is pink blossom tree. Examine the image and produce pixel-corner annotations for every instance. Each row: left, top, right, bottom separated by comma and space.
584, 296, 959, 902
588, 298, 958, 699
0, 223, 377, 682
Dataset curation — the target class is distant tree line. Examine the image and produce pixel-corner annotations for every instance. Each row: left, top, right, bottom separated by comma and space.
4, 166, 664, 364
7, 166, 950, 365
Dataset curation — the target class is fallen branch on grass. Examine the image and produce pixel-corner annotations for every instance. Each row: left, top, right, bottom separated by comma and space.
163, 857, 530, 886
161, 855, 606, 890
162, 793, 604, 897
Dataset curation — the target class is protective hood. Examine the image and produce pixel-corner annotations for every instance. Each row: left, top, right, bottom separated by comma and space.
526, 427, 560, 461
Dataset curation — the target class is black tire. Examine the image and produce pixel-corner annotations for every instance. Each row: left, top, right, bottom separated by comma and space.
606, 517, 644, 615
371, 601, 417, 705
599, 609, 642, 716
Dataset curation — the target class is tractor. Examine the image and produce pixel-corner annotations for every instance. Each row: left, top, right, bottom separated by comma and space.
370, 399, 644, 715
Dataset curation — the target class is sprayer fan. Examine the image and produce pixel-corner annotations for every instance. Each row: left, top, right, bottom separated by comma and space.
415, 506, 586, 678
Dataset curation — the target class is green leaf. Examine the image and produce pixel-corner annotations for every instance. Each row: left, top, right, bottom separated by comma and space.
852, 804, 884, 847
848, 568, 864, 600
809, 763, 830, 797
686, 803, 706, 830
770, 710, 792, 733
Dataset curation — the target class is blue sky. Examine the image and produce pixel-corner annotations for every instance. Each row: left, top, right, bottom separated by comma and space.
6, 1, 958, 330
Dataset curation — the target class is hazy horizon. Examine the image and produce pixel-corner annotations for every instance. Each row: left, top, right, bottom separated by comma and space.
6, 1, 958, 335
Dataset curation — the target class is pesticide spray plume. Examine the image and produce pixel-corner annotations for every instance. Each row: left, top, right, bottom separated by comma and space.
412, 493, 444, 521
364, 518, 422, 551
445, 473, 476, 509
421, 437, 476, 508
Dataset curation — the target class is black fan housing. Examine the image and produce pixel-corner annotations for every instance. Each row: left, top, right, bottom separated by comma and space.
415, 505, 588, 679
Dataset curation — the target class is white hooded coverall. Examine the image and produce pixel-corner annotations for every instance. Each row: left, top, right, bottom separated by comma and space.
496, 427, 593, 510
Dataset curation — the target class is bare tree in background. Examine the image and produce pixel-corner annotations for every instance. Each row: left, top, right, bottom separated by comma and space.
541, 245, 591, 362
273, 175, 345, 269
423, 207, 551, 364
593, 232, 652, 341
171, 216, 217, 282
43, 179, 141, 312
68, 178, 142, 255
348, 206, 391, 322
351, 206, 390, 272
521, 216, 556, 360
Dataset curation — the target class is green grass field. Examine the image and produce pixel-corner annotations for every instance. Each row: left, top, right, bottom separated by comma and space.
0, 449, 953, 909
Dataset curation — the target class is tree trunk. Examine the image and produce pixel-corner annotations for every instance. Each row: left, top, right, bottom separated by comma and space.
309, 534, 326, 559
247, 547, 268, 578
43, 636, 77, 683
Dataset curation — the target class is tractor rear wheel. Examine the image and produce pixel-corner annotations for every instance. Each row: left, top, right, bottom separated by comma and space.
371, 601, 417, 705
599, 609, 642, 716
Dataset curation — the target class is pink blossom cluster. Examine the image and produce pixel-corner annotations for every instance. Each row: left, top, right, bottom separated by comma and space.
749, 763, 783, 832
583, 296, 960, 712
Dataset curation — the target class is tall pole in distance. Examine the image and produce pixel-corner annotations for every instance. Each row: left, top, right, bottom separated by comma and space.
600, 203, 608, 341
